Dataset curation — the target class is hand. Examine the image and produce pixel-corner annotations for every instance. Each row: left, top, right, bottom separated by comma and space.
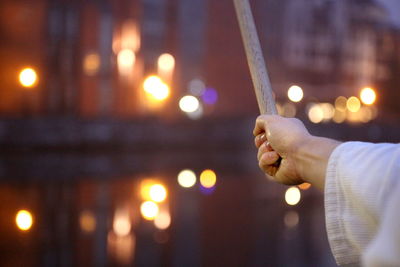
254, 115, 311, 185
253, 115, 341, 190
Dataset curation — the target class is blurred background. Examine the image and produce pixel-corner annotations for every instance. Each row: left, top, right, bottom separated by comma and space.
0, 0, 399, 266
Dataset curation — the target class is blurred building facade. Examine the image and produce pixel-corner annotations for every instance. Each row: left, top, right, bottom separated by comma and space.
0, 0, 399, 118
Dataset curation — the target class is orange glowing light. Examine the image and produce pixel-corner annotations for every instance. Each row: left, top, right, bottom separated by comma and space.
200, 169, 217, 188
298, 183, 311, 190
19, 68, 38, 88
140, 201, 159, 220
360, 87, 376, 105
16, 210, 33, 231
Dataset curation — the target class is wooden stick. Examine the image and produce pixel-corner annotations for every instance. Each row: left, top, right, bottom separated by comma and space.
233, 0, 277, 115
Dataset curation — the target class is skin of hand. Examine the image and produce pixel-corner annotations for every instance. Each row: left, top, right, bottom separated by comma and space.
254, 115, 341, 190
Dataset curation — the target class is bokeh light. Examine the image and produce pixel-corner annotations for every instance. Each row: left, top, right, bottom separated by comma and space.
307, 104, 324, 123
334, 96, 347, 112
113, 210, 131, 237
177, 169, 196, 188
199, 169, 217, 188
179, 95, 200, 113
282, 102, 297, 117
143, 75, 170, 101
320, 103, 335, 120
360, 87, 376, 105
158, 53, 175, 72
189, 79, 206, 96
140, 201, 159, 221
16, 210, 33, 231
287, 85, 304, 102
284, 211, 299, 228
149, 184, 167, 203
19, 68, 38, 88
347, 96, 361, 112
201, 88, 218, 105
83, 53, 101, 76
117, 49, 135, 69
80, 210, 96, 233
154, 211, 171, 230
285, 187, 301, 206
333, 109, 346, 124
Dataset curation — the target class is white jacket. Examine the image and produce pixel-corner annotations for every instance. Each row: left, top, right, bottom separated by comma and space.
325, 142, 400, 267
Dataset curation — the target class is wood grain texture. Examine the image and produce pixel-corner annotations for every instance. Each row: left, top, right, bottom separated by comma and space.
233, 0, 277, 115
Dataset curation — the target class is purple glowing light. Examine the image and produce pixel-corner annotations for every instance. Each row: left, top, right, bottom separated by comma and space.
201, 88, 218, 105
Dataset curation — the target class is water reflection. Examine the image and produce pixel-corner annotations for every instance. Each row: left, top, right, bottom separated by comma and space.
0, 151, 336, 266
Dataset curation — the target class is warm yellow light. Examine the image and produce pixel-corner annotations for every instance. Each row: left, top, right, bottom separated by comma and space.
154, 211, 171, 230
285, 187, 301, 206
199, 169, 217, 188
335, 96, 347, 112
333, 109, 346, 124
298, 183, 311, 190
19, 68, 38, 88
287, 85, 303, 102
113, 209, 131, 237
179, 95, 200, 113
360, 87, 376, 105
158, 53, 175, 71
308, 104, 324, 123
80, 210, 96, 233
320, 103, 335, 120
118, 49, 136, 68
143, 75, 170, 101
177, 169, 196, 188
149, 184, 167, 203
140, 201, 159, 220
347, 97, 361, 113
83, 53, 101, 76
16, 210, 33, 231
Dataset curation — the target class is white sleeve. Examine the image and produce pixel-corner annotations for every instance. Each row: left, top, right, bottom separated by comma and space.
324, 141, 400, 267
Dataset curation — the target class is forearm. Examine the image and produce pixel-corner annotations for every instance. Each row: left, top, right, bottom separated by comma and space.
296, 136, 341, 190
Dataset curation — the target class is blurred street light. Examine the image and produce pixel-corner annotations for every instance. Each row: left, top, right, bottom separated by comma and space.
117, 49, 136, 75
177, 169, 196, 188
149, 184, 167, 203
179, 95, 200, 113
360, 87, 376, 105
113, 209, 131, 237
347, 97, 361, 112
158, 53, 175, 72
16, 209, 33, 231
334, 96, 347, 112
143, 75, 170, 101
307, 104, 324, 123
80, 210, 96, 233
154, 210, 171, 230
285, 187, 301, 206
140, 201, 159, 221
287, 85, 303, 102
200, 169, 217, 188
19, 68, 38, 88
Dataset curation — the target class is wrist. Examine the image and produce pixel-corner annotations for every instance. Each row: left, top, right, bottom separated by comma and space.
295, 136, 341, 190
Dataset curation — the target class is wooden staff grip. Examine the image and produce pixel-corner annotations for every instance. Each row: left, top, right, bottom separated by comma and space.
233, 0, 277, 115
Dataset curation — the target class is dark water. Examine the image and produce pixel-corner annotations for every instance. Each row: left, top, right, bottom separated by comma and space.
0, 151, 336, 267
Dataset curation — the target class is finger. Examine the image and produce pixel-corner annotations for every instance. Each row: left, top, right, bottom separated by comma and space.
254, 133, 267, 148
259, 151, 280, 167
257, 142, 274, 160
253, 116, 267, 136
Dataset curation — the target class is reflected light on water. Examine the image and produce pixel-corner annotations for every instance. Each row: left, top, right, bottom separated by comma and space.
177, 169, 197, 188
200, 169, 217, 188
140, 201, 159, 220
284, 211, 299, 228
154, 210, 171, 230
80, 210, 96, 233
113, 209, 131, 237
19, 68, 38, 88
16, 209, 33, 231
149, 184, 167, 203
285, 187, 301, 206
